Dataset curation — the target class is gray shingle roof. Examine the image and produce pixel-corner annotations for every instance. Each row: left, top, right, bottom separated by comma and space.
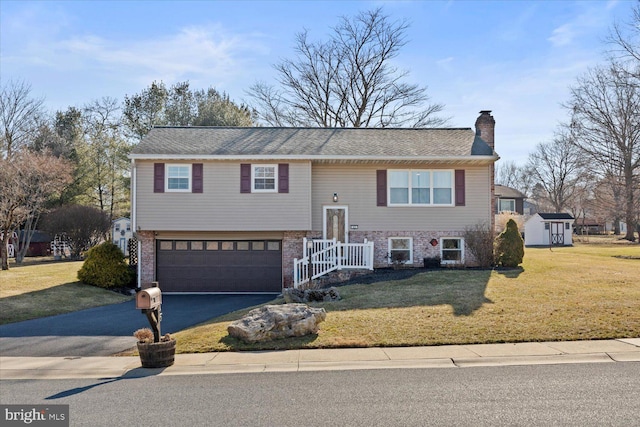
495, 185, 527, 199
131, 127, 497, 160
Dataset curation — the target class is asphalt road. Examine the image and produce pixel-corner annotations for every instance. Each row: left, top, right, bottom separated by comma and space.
1, 363, 638, 426
0, 294, 274, 357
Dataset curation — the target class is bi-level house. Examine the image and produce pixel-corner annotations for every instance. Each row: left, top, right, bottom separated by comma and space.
130, 111, 499, 293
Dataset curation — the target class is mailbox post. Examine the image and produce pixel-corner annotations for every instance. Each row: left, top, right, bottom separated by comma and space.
136, 282, 162, 342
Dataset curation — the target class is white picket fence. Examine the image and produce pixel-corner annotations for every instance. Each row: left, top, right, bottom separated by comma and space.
293, 238, 374, 288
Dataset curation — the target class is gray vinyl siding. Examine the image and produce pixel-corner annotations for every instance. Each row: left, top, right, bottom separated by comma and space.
135, 160, 311, 231
311, 164, 491, 232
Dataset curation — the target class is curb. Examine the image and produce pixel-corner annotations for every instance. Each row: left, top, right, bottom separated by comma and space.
1, 339, 638, 380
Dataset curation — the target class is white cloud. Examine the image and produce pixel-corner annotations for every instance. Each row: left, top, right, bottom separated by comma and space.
46, 24, 266, 84
1, 6, 271, 102
547, 3, 612, 48
436, 56, 454, 69
548, 24, 575, 47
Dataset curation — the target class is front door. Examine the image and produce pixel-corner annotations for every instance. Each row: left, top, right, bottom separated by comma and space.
324, 207, 347, 243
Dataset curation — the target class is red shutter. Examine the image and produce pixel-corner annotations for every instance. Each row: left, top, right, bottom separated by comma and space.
192, 163, 203, 193
455, 169, 465, 206
278, 164, 289, 193
154, 163, 165, 193
240, 164, 251, 193
376, 170, 387, 206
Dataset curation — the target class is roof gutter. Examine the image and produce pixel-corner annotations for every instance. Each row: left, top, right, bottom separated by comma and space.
128, 154, 500, 163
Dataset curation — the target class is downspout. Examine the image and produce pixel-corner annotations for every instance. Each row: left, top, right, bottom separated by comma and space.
131, 160, 141, 289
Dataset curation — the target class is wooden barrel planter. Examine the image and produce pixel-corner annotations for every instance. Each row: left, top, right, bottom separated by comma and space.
137, 339, 176, 368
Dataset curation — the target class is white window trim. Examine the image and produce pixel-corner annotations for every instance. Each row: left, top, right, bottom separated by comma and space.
165, 164, 192, 192
440, 237, 465, 265
251, 164, 278, 193
499, 198, 516, 213
388, 237, 413, 264
387, 169, 454, 207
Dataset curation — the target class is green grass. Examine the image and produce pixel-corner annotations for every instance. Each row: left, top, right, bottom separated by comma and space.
174, 242, 640, 353
0, 259, 132, 325
2, 242, 638, 352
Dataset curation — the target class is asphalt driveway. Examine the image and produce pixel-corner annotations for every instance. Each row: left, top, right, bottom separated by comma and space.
0, 294, 275, 357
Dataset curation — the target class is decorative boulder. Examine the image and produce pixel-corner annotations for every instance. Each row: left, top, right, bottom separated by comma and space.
227, 304, 326, 343
283, 287, 341, 303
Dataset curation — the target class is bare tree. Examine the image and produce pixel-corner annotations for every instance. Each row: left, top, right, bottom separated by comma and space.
0, 151, 71, 269
566, 62, 640, 241
526, 130, 586, 213
495, 160, 535, 197
247, 8, 447, 128
0, 80, 44, 158
607, 3, 640, 79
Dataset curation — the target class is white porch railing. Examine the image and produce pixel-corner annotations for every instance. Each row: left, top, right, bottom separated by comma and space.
293, 238, 374, 289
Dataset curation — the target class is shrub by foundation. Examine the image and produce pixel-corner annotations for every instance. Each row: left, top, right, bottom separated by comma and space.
78, 242, 134, 289
495, 218, 524, 267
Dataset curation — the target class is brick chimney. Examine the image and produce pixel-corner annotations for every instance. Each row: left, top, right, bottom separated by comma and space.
475, 110, 496, 233
475, 110, 495, 150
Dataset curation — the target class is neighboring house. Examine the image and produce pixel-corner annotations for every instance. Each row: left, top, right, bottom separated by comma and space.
17, 230, 52, 257
112, 217, 133, 256
523, 200, 538, 216
524, 213, 574, 247
494, 185, 526, 215
607, 220, 627, 235
130, 111, 499, 293
573, 217, 628, 235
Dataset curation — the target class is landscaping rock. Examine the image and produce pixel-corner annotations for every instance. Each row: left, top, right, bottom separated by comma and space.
227, 304, 326, 343
283, 287, 341, 303
283, 288, 306, 303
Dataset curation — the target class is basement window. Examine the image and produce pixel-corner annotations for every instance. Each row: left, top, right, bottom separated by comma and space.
441, 238, 464, 264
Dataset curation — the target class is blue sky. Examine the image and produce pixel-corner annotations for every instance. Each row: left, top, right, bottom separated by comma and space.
1, 0, 633, 164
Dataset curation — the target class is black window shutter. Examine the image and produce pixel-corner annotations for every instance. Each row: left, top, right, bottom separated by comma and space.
154, 163, 165, 193
240, 164, 251, 193
376, 170, 387, 206
278, 164, 289, 193
192, 163, 203, 193
455, 169, 465, 206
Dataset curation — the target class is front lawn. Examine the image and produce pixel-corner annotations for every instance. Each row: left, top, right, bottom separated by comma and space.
174, 242, 640, 353
0, 260, 132, 325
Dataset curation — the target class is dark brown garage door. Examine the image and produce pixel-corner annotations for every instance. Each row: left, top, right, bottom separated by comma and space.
156, 240, 282, 293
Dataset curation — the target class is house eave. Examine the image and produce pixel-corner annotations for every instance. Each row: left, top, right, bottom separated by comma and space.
129, 154, 499, 165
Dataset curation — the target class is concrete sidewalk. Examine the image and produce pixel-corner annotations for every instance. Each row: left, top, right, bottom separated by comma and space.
1, 338, 638, 380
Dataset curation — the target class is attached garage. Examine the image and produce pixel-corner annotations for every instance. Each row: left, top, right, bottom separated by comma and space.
156, 240, 282, 293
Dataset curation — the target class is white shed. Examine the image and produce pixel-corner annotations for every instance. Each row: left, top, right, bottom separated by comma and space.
524, 213, 574, 247
112, 217, 132, 255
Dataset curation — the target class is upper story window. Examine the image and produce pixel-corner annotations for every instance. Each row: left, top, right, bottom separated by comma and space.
166, 164, 191, 192
499, 199, 516, 213
388, 170, 453, 206
252, 164, 277, 192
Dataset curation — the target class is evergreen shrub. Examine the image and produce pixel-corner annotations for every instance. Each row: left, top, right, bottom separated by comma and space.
78, 242, 134, 289
495, 218, 524, 267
